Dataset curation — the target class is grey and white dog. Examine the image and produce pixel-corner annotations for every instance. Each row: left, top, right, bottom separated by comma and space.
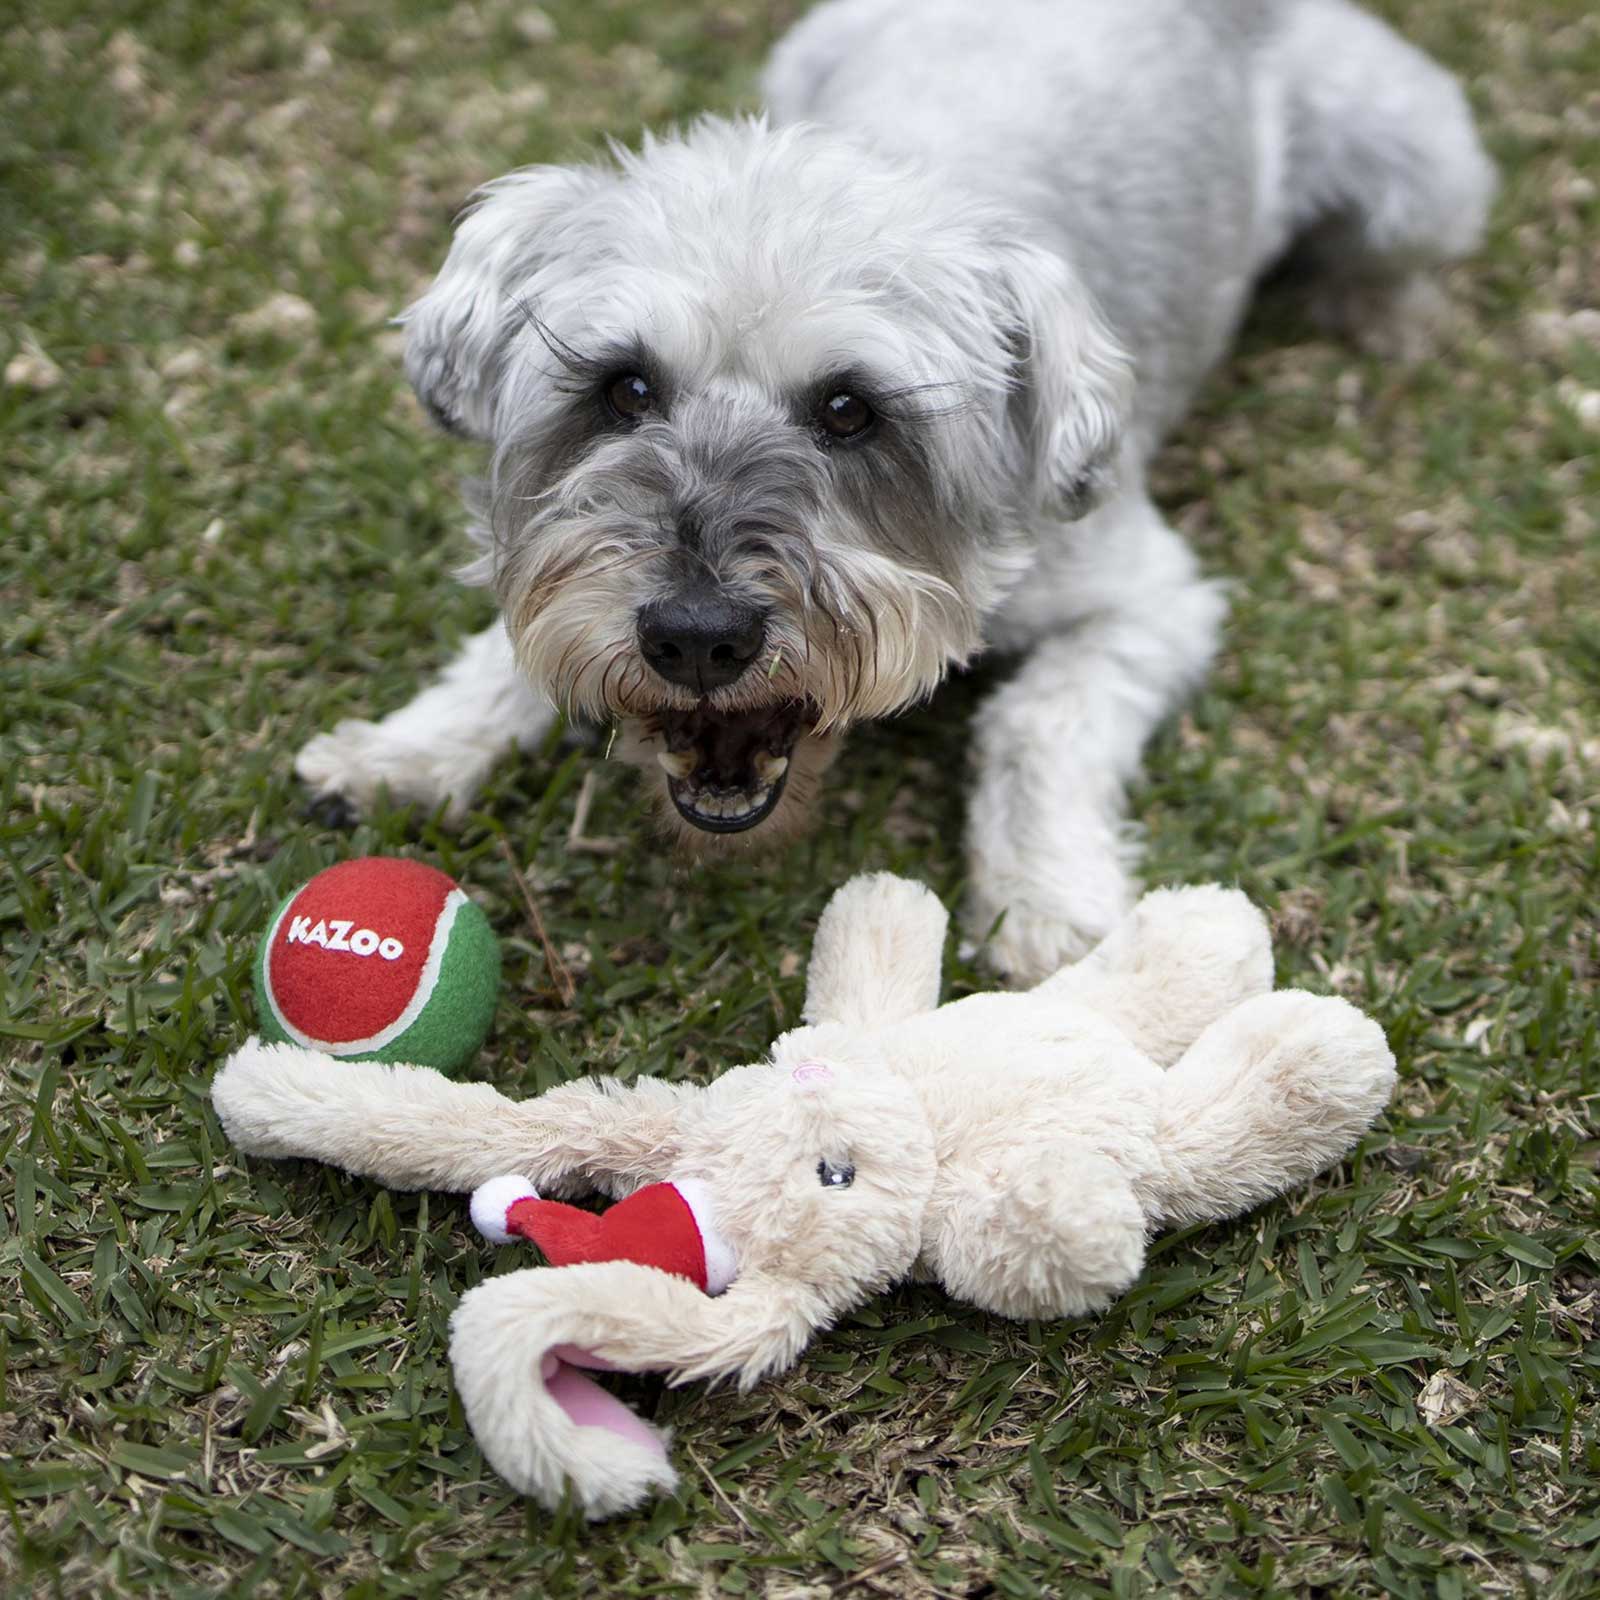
297, 0, 1492, 980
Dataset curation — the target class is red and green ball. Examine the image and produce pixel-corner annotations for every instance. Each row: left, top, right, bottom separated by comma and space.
254, 857, 500, 1075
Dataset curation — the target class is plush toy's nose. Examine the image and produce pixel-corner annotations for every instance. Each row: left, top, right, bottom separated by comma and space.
470, 1176, 737, 1294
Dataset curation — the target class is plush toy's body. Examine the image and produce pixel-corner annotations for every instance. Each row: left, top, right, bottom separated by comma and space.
214, 876, 1395, 1518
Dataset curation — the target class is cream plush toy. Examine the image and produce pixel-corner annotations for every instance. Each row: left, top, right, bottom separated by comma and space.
212, 875, 1395, 1518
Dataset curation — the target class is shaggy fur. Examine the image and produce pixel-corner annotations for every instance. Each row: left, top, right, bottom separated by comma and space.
213, 874, 1396, 1516
295, 0, 1493, 977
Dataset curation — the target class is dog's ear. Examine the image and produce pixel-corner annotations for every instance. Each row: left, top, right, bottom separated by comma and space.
991, 238, 1134, 520
401, 165, 611, 442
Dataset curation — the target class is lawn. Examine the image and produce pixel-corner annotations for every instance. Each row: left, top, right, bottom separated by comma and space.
2, 1, 1598, 1595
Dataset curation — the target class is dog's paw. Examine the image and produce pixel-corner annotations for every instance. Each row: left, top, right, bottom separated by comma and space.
974, 900, 1104, 987
306, 790, 361, 831
1309, 272, 1457, 365
967, 859, 1134, 987
295, 719, 473, 825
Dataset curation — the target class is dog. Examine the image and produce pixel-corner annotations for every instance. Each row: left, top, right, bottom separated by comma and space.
295, 0, 1493, 981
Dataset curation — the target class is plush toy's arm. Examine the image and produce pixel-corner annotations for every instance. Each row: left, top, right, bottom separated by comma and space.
211, 1039, 692, 1197
802, 872, 949, 1029
922, 1139, 1149, 1321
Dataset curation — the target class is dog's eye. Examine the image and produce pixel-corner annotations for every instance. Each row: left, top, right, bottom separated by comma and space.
817, 1159, 855, 1189
817, 392, 875, 442
604, 373, 654, 422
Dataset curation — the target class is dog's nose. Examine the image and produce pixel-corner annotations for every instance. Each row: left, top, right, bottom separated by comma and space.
637, 593, 767, 693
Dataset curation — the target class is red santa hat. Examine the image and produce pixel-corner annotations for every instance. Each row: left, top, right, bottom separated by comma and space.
469, 1174, 738, 1295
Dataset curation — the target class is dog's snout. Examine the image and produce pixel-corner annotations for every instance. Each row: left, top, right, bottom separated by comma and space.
637, 593, 767, 693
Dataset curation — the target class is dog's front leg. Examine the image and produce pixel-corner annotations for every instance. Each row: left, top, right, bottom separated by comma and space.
295, 621, 555, 823
967, 554, 1226, 983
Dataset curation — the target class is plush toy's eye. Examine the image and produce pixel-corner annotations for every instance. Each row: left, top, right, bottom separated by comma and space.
817, 1159, 855, 1189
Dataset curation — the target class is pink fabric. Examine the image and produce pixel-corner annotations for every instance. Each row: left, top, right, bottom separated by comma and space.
542, 1352, 666, 1456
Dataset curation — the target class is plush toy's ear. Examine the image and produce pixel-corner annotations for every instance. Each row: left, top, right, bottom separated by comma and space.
401, 164, 611, 441
213, 1039, 692, 1198
451, 1262, 822, 1516
989, 237, 1134, 520
211, 1041, 535, 1191
802, 873, 949, 1029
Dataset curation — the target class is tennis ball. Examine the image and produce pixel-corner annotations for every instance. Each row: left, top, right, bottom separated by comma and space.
254, 857, 500, 1075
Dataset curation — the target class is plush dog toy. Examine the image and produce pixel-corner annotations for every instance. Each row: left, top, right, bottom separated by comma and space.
212, 875, 1395, 1518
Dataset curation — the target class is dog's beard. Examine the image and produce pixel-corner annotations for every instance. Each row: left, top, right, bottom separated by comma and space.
490, 502, 979, 847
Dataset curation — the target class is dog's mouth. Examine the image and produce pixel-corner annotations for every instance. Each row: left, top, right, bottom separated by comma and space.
650, 699, 815, 834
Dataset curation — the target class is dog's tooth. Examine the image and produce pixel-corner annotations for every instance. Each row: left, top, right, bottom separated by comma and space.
754, 753, 789, 783
677, 778, 779, 826
657, 750, 695, 780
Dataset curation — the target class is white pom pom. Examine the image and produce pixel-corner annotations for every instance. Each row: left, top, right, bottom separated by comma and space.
469, 1173, 539, 1245
672, 1178, 740, 1296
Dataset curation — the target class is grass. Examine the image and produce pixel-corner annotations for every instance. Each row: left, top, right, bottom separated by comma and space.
2, 0, 1598, 1594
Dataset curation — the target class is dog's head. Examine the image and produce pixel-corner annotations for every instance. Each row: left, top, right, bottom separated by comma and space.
404, 117, 1131, 845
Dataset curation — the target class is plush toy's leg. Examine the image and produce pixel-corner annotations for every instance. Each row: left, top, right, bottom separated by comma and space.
921, 1140, 1148, 1320
451, 1261, 823, 1515
212, 1039, 692, 1197
802, 872, 949, 1029
1032, 886, 1274, 1066
1143, 990, 1396, 1227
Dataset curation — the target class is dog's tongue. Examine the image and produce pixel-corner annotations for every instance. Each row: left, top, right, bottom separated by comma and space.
506, 1182, 710, 1291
